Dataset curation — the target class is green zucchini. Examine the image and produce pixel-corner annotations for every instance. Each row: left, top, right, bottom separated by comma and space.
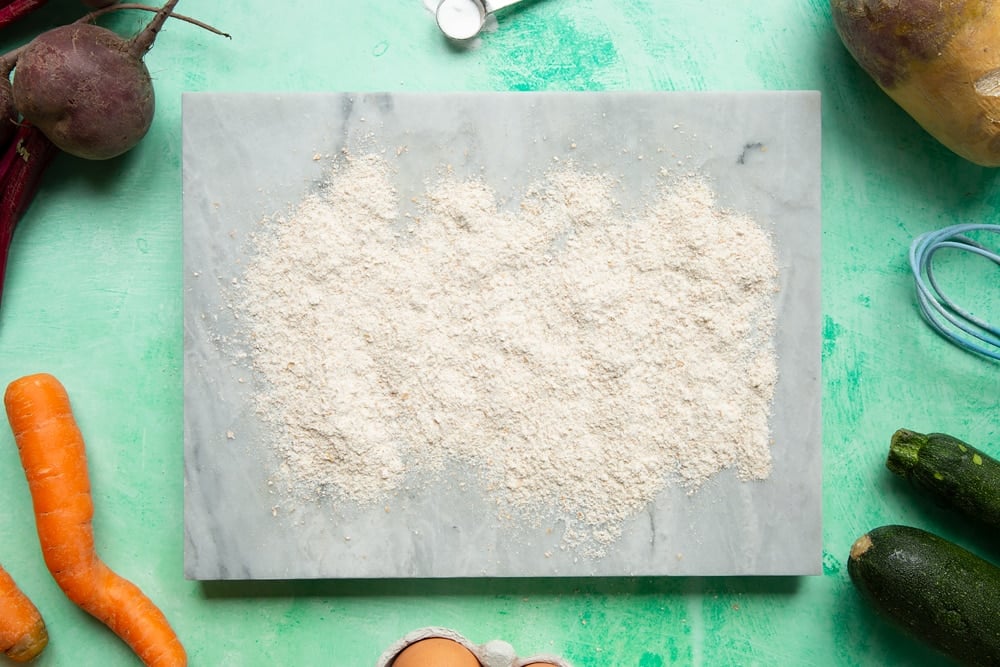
848, 525, 1000, 667
887, 429, 1000, 528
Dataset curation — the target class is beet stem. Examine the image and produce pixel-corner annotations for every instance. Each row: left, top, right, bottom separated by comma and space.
128, 0, 179, 57
0, 0, 48, 31
81, 3, 230, 38
0, 123, 59, 313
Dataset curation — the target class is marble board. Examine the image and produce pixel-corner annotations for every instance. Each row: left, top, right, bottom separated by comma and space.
182, 91, 822, 580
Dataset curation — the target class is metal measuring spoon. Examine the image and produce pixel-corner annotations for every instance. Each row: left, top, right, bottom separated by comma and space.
435, 0, 525, 40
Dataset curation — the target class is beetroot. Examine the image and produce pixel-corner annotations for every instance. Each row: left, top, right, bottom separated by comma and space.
11, 0, 178, 160
0, 0, 226, 312
0, 1, 120, 32
0, 79, 17, 149
0, 125, 58, 311
0, 1, 49, 31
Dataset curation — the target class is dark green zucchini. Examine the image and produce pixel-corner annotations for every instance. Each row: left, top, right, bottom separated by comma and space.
848, 525, 1000, 667
887, 429, 1000, 528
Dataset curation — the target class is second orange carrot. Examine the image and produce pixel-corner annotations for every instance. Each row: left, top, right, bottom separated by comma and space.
4, 373, 185, 667
0, 563, 47, 663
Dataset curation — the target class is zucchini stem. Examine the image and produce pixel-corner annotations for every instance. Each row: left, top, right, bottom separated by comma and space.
887, 428, 925, 476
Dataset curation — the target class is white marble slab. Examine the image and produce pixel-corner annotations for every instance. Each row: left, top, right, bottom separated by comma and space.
182, 91, 822, 580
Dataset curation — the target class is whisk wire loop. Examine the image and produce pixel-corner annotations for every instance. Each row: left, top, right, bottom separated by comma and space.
909, 223, 1000, 361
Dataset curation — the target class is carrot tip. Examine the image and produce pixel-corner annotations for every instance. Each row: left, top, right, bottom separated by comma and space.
4, 618, 48, 662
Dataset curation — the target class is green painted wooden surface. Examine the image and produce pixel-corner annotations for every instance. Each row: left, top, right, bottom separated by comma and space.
0, 1, 996, 665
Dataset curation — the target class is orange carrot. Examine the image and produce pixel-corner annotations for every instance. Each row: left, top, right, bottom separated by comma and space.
3, 373, 185, 667
0, 563, 47, 662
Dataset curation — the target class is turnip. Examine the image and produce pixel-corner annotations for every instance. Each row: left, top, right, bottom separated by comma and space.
831, 0, 1000, 167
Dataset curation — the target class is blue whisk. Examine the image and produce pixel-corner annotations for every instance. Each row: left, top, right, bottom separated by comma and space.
909, 223, 1000, 361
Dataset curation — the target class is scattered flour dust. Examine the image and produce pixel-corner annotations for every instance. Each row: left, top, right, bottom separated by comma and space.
232, 151, 779, 555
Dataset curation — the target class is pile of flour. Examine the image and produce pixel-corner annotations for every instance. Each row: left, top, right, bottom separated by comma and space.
231, 151, 779, 553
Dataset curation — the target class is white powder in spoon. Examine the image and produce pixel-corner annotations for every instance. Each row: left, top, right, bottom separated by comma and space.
434, 0, 485, 40
232, 151, 778, 554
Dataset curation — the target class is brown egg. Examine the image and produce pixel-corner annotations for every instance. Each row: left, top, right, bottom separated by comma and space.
392, 637, 481, 667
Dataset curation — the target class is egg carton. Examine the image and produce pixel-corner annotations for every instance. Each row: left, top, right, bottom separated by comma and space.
376, 626, 573, 667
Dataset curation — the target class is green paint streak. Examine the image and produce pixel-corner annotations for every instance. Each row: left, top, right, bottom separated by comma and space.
845, 356, 864, 392
822, 315, 841, 360
973, 454, 984, 465
486, 11, 618, 90
822, 550, 842, 576
639, 652, 665, 667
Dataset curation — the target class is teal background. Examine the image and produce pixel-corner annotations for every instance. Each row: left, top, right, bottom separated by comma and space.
0, 1, 996, 665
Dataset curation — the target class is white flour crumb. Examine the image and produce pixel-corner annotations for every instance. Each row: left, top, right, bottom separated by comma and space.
231, 152, 779, 555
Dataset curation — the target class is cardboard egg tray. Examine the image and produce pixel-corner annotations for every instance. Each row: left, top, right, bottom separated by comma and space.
377, 626, 573, 667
